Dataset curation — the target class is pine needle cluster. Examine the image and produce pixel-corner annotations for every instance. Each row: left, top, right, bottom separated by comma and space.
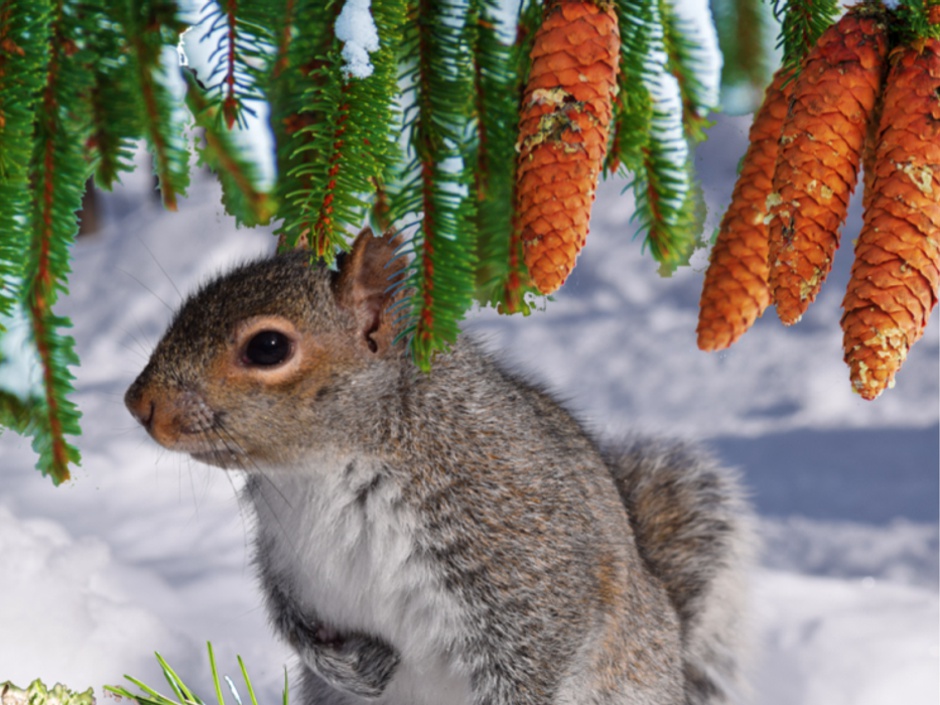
1, 0, 928, 481
107, 644, 286, 705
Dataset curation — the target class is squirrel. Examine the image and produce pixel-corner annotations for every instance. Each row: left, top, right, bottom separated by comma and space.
125, 228, 754, 705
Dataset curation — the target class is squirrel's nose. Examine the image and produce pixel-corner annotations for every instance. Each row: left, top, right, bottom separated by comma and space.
125, 382, 156, 431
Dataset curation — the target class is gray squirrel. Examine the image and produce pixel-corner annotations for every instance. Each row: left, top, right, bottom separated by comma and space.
125, 229, 754, 705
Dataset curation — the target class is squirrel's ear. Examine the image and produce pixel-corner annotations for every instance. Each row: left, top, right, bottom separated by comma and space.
334, 227, 407, 355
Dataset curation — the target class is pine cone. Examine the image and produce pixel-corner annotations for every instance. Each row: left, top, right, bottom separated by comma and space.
514, 0, 619, 294
697, 68, 794, 351
842, 39, 940, 399
767, 9, 888, 324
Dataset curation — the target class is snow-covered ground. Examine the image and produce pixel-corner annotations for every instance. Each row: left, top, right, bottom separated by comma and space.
0, 114, 937, 704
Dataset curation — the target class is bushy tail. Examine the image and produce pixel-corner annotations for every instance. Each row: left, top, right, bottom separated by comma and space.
605, 438, 755, 705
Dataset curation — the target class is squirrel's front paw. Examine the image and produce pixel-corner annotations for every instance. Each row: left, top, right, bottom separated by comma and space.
296, 626, 401, 699
267, 584, 400, 698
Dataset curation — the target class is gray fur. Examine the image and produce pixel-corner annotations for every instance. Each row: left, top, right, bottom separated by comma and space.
606, 440, 755, 704
126, 231, 755, 705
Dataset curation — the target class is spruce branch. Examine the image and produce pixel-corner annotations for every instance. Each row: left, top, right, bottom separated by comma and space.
24, 0, 91, 484
711, 0, 771, 108
660, 0, 720, 144
289, 68, 362, 256
467, 0, 525, 308
270, 0, 296, 78
264, 0, 301, 241
363, 0, 407, 180
393, 0, 479, 370
197, 0, 273, 131
894, 0, 940, 42
85, 3, 144, 190
499, 0, 540, 314
122, 0, 191, 211
273, 0, 403, 258
268, 0, 341, 251
9, 0, 936, 481
0, 390, 34, 436
611, 0, 704, 273
184, 69, 275, 226
608, 0, 653, 176
771, 0, 839, 72
0, 1, 50, 325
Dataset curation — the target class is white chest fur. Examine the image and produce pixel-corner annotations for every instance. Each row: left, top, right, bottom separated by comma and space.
247, 456, 472, 705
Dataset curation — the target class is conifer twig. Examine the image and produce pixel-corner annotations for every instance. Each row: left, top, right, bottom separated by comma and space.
26, 0, 88, 484
125, 0, 190, 211
393, 0, 477, 369
184, 70, 275, 227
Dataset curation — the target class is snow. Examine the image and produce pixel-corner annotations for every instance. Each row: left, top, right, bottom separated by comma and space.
0, 113, 937, 705
0, 299, 42, 400
335, 0, 380, 80
755, 570, 938, 705
0, 505, 195, 688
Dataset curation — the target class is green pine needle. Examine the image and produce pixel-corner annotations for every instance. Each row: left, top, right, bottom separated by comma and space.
612, 0, 704, 273
121, 0, 191, 211
8, 0, 926, 482
85, 4, 145, 190
660, 1, 718, 143
184, 69, 276, 227
390, 0, 481, 370
23, 0, 94, 484
273, 0, 404, 259
711, 0, 772, 109
771, 0, 839, 72
467, 0, 525, 307
893, 0, 940, 42
106, 644, 287, 705
0, 1, 51, 325
196, 0, 273, 131
268, 0, 340, 252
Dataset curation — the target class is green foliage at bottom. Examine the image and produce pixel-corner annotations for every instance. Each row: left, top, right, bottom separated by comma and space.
107, 643, 288, 705
0, 680, 94, 705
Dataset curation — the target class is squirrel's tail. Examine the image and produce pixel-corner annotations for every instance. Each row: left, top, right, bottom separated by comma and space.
605, 438, 755, 705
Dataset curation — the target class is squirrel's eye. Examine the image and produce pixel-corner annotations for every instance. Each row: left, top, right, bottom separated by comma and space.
243, 330, 292, 366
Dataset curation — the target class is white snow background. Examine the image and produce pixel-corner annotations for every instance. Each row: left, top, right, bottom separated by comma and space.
0, 112, 937, 702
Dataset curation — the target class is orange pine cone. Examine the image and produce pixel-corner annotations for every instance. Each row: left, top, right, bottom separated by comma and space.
767, 9, 888, 324
513, 0, 619, 295
697, 68, 795, 351
842, 39, 940, 400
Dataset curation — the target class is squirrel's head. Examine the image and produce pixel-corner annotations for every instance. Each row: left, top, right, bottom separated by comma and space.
125, 228, 407, 470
